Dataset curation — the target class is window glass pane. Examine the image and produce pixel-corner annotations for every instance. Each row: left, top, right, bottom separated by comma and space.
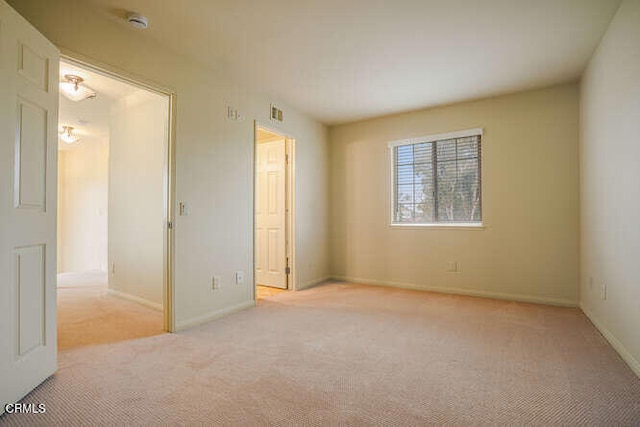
456, 158, 481, 222
397, 184, 414, 204
396, 203, 414, 222
436, 154, 480, 222
414, 203, 434, 223
436, 154, 458, 221
397, 164, 414, 185
413, 142, 432, 164
396, 145, 413, 165
457, 138, 479, 160
415, 184, 427, 203
437, 139, 457, 162
414, 166, 434, 204
414, 162, 433, 187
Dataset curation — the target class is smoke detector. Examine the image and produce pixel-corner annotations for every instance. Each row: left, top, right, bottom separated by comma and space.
127, 13, 149, 29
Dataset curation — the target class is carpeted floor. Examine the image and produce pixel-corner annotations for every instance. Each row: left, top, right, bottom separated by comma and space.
2, 281, 639, 425
57, 271, 164, 350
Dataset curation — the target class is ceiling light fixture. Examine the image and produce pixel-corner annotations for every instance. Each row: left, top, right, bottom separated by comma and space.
60, 126, 80, 144
60, 75, 97, 102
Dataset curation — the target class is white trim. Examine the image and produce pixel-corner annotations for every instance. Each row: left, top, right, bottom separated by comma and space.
60, 53, 177, 333
388, 127, 483, 148
332, 275, 578, 307
286, 136, 297, 291
581, 304, 640, 378
297, 276, 331, 291
388, 128, 484, 227
175, 300, 255, 331
389, 223, 484, 230
107, 289, 163, 312
59, 48, 175, 96
252, 122, 297, 297
388, 144, 395, 228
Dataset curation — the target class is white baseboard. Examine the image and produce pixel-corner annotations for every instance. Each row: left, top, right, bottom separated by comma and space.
107, 289, 163, 312
297, 275, 332, 291
331, 275, 578, 307
175, 300, 255, 331
581, 304, 640, 378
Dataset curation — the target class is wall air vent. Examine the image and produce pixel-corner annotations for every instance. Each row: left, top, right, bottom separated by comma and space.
270, 104, 283, 122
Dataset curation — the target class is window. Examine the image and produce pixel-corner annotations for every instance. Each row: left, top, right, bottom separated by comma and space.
390, 129, 482, 225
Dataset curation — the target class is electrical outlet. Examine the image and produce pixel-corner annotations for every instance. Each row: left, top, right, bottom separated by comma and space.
236, 271, 245, 284
212, 276, 221, 290
447, 261, 458, 272
226, 106, 244, 122
601, 283, 607, 300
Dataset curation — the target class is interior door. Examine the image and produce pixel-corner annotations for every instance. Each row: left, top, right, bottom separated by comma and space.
256, 138, 287, 289
0, 0, 59, 412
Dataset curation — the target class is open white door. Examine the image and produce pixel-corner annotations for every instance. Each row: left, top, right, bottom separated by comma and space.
256, 138, 287, 289
0, 0, 59, 412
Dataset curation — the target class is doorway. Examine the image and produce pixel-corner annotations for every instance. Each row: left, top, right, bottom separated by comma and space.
57, 58, 174, 348
254, 124, 295, 301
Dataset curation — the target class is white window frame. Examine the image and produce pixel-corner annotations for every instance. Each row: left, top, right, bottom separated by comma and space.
388, 128, 484, 229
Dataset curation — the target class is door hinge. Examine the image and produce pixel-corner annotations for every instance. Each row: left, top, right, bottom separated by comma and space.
285, 266, 291, 275
168, 220, 174, 229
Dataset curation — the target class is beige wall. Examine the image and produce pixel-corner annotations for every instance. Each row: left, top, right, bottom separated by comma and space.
9, 0, 330, 329
580, 0, 640, 376
330, 84, 580, 305
57, 139, 109, 273
108, 91, 167, 306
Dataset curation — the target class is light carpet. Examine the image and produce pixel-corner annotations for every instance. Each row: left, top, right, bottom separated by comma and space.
57, 271, 164, 351
1, 281, 639, 425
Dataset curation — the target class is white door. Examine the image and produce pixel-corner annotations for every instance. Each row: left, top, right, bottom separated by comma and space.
256, 138, 287, 289
0, 0, 59, 412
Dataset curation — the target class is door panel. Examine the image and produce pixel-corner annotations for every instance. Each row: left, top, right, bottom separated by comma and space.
17, 42, 50, 91
255, 139, 286, 289
15, 98, 48, 209
268, 229, 279, 272
14, 244, 46, 357
0, 0, 59, 413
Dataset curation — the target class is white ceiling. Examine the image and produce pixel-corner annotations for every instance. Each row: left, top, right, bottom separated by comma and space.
89, 0, 620, 125
58, 61, 140, 150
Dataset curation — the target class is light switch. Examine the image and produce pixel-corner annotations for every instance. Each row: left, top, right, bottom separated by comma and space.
179, 202, 189, 216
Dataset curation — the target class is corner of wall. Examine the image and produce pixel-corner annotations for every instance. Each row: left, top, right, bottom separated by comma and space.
578, 0, 640, 379
580, 304, 640, 378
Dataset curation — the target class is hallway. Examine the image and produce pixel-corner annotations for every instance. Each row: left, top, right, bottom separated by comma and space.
57, 271, 164, 351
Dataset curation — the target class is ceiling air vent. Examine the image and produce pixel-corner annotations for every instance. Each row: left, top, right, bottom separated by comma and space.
270, 104, 283, 122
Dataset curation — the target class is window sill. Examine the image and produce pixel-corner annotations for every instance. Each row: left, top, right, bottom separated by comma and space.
389, 223, 485, 230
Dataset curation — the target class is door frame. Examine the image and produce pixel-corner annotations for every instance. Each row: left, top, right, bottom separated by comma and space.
59, 51, 177, 332
253, 121, 296, 299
